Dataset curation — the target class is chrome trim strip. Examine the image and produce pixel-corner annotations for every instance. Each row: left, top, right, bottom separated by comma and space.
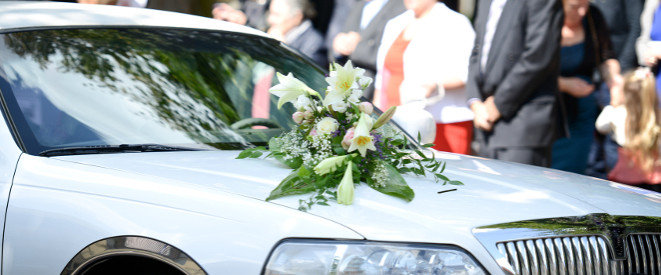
61, 236, 207, 275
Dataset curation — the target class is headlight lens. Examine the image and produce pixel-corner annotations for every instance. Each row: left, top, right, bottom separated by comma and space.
264, 240, 486, 275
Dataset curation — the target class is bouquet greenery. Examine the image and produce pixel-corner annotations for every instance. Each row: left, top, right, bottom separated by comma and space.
238, 61, 461, 210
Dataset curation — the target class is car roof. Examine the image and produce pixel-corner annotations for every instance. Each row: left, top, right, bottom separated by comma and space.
0, 1, 267, 37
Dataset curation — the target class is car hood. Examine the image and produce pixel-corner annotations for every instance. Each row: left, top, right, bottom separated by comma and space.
55, 150, 661, 244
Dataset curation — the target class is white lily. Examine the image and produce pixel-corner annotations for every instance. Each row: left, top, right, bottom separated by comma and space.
348, 113, 376, 157
337, 162, 354, 205
323, 61, 370, 107
314, 154, 350, 175
270, 72, 320, 109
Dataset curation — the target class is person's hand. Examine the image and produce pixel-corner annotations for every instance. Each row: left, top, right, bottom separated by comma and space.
559, 77, 594, 98
471, 100, 493, 132
333, 32, 361, 56
212, 3, 248, 25
484, 96, 501, 123
609, 74, 624, 106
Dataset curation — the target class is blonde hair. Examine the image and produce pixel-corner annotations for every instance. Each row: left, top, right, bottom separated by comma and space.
622, 67, 661, 171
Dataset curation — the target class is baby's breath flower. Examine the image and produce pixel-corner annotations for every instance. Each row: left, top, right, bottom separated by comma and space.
372, 161, 389, 188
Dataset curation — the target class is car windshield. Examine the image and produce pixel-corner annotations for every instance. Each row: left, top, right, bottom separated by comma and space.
0, 28, 328, 155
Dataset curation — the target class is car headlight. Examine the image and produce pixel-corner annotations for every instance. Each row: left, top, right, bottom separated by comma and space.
263, 240, 486, 275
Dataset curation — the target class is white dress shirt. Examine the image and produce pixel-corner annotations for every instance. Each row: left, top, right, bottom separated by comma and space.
376, 3, 475, 123
481, 0, 508, 71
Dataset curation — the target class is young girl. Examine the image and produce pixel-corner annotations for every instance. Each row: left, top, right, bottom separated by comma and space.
595, 67, 661, 192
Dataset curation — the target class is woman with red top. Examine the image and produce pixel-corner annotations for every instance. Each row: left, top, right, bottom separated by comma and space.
374, 0, 475, 154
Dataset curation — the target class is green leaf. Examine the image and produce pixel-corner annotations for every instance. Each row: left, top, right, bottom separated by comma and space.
369, 163, 414, 202
274, 155, 303, 169
236, 147, 265, 159
448, 180, 464, 185
436, 174, 450, 182
421, 143, 434, 148
268, 137, 283, 152
298, 165, 311, 178
266, 169, 316, 201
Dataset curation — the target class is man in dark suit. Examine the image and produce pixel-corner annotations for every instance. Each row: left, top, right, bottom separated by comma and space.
466, 0, 564, 167
331, 0, 406, 100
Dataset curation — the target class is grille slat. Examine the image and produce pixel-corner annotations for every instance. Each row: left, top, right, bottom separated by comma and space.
573, 237, 585, 275
596, 237, 610, 275
654, 235, 661, 274
535, 239, 549, 275
498, 234, 661, 275
564, 238, 577, 275
587, 236, 599, 275
526, 240, 540, 275
544, 239, 558, 275
626, 233, 661, 275
517, 241, 531, 275
645, 235, 654, 275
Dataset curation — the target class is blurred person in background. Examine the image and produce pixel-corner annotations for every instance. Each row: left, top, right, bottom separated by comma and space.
212, 0, 333, 35
374, 0, 475, 153
266, 0, 326, 67
551, 0, 622, 174
213, 0, 270, 31
587, 0, 643, 178
331, 0, 405, 101
637, 0, 661, 104
596, 67, 661, 192
467, 0, 564, 166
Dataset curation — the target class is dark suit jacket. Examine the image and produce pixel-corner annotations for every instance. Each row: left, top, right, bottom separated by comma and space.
592, 0, 644, 72
466, 0, 564, 148
288, 22, 327, 68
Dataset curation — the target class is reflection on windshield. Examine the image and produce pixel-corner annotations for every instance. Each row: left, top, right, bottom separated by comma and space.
0, 29, 327, 154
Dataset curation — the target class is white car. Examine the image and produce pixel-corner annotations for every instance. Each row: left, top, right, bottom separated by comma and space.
0, 2, 659, 275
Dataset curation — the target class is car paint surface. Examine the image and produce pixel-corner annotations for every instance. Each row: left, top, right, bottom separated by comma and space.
4, 149, 659, 274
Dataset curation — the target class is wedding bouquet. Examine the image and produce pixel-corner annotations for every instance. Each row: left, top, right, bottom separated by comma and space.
238, 61, 461, 210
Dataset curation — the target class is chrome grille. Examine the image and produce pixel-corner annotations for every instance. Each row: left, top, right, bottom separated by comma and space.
497, 234, 661, 275
497, 236, 622, 275
626, 234, 661, 275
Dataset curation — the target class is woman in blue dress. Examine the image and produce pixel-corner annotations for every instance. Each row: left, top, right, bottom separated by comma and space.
552, 0, 622, 174
637, 0, 661, 104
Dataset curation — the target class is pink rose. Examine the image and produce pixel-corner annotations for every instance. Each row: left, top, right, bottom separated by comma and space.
292, 112, 305, 124
342, 127, 355, 150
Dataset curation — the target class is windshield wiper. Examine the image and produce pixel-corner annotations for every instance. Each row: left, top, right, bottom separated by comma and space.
38, 144, 201, 157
